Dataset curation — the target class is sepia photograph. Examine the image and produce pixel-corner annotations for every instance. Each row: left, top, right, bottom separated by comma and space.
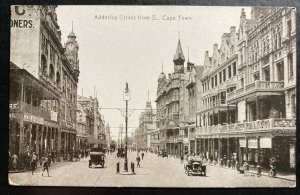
8, 4, 296, 188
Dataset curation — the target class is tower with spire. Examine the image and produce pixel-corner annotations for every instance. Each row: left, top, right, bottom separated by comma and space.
173, 36, 185, 73
65, 21, 80, 77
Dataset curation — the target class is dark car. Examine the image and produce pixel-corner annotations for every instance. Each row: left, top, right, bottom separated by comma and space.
89, 147, 105, 168
158, 149, 168, 158
184, 157, 206, 176
117, 148, 125, 158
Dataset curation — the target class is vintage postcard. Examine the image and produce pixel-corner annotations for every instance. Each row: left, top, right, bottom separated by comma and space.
8, 5, 296, 187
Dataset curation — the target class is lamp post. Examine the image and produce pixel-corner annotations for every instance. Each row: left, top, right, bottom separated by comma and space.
123, 82, 131, 172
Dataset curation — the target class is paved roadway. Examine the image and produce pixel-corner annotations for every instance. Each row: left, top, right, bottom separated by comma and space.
9, 151, 295, 187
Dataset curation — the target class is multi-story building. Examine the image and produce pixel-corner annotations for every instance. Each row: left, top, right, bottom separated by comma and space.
105, 123, 112, 149
10, 5, 79, 159
155, 39, 188, 156
76, 95, 105, 148
135, 99, 155, 150
194, 7, 296, 173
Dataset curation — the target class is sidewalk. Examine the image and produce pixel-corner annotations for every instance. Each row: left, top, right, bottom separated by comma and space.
9, 157, 86, 173
209, 164, 296, 182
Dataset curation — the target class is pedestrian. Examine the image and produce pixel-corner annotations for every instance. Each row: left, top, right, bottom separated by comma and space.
232, 158, 236, 170
180, 153, 184, 164
41, 156, 50, 177
136, 155, 141, 167
78, 152, 81, 161
11, 153, 18, 170
31, 152, 37, 175
51, 150, 55, 163
141, 152, 144, 160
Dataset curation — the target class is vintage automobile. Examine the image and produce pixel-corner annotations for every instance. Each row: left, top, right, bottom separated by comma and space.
158, 149, 168, 158
117, 148, 125, 158
88, 147, 105, 168
184, 157, 206, 176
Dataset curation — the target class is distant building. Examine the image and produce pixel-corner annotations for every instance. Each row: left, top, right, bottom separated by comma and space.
135, 99, 155, 150
76, 95, 105, 148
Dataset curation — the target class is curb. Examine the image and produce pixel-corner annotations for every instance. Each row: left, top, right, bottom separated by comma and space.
8, 161, 68, 174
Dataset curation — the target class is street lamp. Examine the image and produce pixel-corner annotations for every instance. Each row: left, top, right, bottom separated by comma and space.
123, 82, 131, 172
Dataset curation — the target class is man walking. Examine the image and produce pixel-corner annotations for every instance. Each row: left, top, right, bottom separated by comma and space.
31, 152, 37, 175
141, 152, 144, 160
136, 154, 141, 167
42, 155, 50, 177
11, 153, 18, 170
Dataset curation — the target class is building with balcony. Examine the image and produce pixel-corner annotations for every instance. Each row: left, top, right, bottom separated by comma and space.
10, 5, 79, 159
193, 7, 296, 173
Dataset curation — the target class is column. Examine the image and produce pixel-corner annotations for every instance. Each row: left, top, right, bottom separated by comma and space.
256, 96, 260, 120
195, 139, 197, 155
245, 98, 248, 122
227, 105, 229, 123
218, 137, 222, 164
212, 111, 215, 125
208, 139, 211, 157
199, 139, 202, 154
235, 103, 238, 123
245, 137, 249, 162
58, 129, 61, 157
212, 138, 215, 160
218, 109, 220, 124
19, 119, 24, 156
257, 137, 261, 165
29, 123, 32, 150
236, 138, 239, 162
203, 138, 206, 158
227, 137, 230, 157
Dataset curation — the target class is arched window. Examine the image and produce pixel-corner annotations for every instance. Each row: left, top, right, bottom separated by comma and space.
56, 71, 61, 86
49, 64, 55, 81
41, 55, 47, 74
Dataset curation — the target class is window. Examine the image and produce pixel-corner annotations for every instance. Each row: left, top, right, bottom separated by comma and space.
211, 77, 214, 88
264, 67, 270, 81
223, 69, 226, 81
241, 78, 244, 87
277, 62, 284, 81
288, 53, 293, 78
287, 20, 292, 37
56, 71, 61, 86
228, 65, 232, 78
41, 55, 47, 74
214, 75, 217, 86
291, 94, 296, 118
233, 62, 236, 76
254, 73, 260, 81
49, 64, 55, 81
219, 72, 222, 84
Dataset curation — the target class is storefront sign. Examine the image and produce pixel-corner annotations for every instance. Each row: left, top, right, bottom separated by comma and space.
9, 112, 19, 119
260, 137, 272, 148
239, 138, 246, 147
24, 113, 44, 124
50, 111, 58, 122
9, 103, 20, 110
248, 138, 258, 149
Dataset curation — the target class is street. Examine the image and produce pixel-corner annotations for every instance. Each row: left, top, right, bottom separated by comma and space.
9, 151, 295, 187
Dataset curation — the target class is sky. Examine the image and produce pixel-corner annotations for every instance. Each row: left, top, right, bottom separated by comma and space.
56, 6, 251, 141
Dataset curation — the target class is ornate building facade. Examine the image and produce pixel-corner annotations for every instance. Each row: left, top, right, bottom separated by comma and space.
193, 7, 296, 172
10, 5, 79, 159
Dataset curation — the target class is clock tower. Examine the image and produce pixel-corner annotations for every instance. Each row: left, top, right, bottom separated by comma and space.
65, 24, 79, 76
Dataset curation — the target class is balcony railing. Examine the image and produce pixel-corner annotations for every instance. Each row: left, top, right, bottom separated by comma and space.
227, 80, 285, 100
21, 102, 52, 121
203, 99, 226, 110
196, 118, 295, 135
